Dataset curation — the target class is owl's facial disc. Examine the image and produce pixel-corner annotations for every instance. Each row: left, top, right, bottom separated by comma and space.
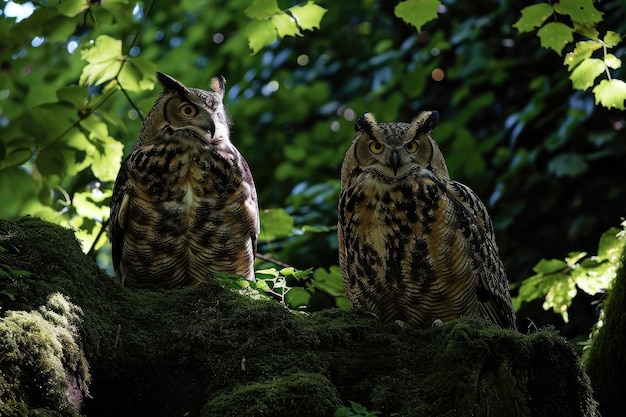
176, 101, 217, 138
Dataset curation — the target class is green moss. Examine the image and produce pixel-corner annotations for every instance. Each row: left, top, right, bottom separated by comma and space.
0, 216, 600, 417
585, 246, 626, 417
0, 293, 88, 416
202, 372, 341, 417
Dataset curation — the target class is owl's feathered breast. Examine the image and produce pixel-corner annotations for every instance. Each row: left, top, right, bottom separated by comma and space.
338, 167, 506, 326
111, 134, 258, 290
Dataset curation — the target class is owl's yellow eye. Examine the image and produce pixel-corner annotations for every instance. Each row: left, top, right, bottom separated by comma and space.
405, 141, 419, 153
369, 141, 384, 154
178, 103, 198, 117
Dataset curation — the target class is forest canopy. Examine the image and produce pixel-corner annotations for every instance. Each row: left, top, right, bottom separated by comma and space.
1, 0, 625, 342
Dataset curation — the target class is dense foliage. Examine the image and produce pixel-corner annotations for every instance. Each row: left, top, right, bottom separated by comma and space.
1, 0, 625, 341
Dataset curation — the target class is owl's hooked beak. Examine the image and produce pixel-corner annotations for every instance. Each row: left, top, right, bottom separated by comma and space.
390, 150, 400, 176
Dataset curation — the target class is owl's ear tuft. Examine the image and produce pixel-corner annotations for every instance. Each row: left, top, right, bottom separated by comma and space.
355, 113, 377, 135
413, 110, 439, 134
156, 72, 189, 95
210, 76, 226, 99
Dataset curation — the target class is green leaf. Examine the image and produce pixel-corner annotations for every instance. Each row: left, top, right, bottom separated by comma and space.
258, 208, 294, 241
603, 31, 622, 48
285, 287, 311, 308
573, 23, 599, 41
569, 57, 604, 90
79, 35, 123, 87
604, 54, 621, 70
56, 0, 88, 17
73, 190, 110, 220
547, 153, 588, 177
91, 135, 124, 182
56, 85, 89, 109
597, 227, 625, 262
245, 19, 277, 54
533, 259, 568, 274
394, 0, 440, 33
312, 266, 345, 296
592, 79, 626, 110
288, 1, 327, 31
543, 274, 577, 322
537, 22, 574, 54
271, 12, 301, 38
513, 3, 554, 33
244, 0, 281, 19
553, 0, 603, 26
118, 57, 157, 92
563, 40, 602, 71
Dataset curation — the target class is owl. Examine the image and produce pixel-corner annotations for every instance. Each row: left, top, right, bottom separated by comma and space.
109, 72, 259, 290
337, 111, 516, 330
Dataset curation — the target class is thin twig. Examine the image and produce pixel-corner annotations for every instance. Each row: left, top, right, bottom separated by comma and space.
255, 252, 293, 269
87, 218, 109, 257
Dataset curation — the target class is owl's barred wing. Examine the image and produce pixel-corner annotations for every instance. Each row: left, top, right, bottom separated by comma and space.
440, 179, 516, 330
109, 159, 130, 280
238, 153, 260, 256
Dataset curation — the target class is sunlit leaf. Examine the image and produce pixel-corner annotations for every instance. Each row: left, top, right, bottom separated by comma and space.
532, 258, 568, 274
73, 191, 110, 220
553, 0, 603, 26
563, 40, 601, 71
603, 31, 622, 48
245, 19, 277, 54
118, 57, 157, 92
271, 12, 301, 38
513, 3, 553, 33
244, 0, 280, 19
312, 266, 345, 296
285, 287, 311, 308
79, 35, 123, 87
573, 23, 599, 41
543, 275, 577, 322
394, 0, 440, 33
604, 54, 621, 70
288, 1, 327, 31
537, 22, 574, 54
91, 136, 123, 182
56, 86, 89, 109
80, 115, 109, 142
55, 0, 88, 17
258, 208, 294, 241
592, 79, 626, 110
569, 57, 604, 90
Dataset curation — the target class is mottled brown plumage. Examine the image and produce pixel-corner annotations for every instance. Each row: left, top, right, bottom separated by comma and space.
110, 72, 259, 290
337, 111, 516, 329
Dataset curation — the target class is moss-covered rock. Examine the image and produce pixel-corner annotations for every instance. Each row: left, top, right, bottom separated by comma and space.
0, 216, 599, 416
585, 246, 626, 417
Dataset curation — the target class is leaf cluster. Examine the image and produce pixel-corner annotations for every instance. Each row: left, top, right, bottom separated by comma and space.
514, 0, 626, 109
513, 223, 626, 323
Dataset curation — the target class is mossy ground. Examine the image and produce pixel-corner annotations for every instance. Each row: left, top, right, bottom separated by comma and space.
0, 216, 599, 417
585, 247, 626, 417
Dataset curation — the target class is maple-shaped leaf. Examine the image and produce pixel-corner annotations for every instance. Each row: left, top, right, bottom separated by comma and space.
563, 40, 601, 71
288, 1, 327, 31
593, 79, 626, 110
537, 22, 574, 54
394, 0, 440, 33
569, 58, 604, 90
513, 3, 553, 33
603, 31, 622, 48
79, 35, 123, 87
553, 0, 603, 26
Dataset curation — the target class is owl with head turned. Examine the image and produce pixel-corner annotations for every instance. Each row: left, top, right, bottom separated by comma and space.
109, 72, 259, 290
337, 111, 516, 330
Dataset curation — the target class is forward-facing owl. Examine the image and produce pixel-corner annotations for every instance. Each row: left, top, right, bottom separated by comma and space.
109, 72, 259, 290
337, 111, 516, 330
